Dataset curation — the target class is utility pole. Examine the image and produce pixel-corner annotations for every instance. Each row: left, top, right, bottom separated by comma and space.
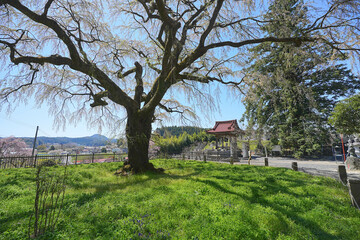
32, 126, 39, 157
340, 133, 346, 163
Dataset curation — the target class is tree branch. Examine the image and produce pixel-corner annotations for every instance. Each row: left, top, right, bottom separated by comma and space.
13, 54, 73, 66
42, 0, 55, 17
158, 102, 183, 114
134, 61, 144, 106
0, 67, 39, 99
2, 0, 138, 111
137, 0, 161, 21
155, 0, 176, 25
179, 72, 245, 92
199, 0, 223, 46
6, 0, 81, 63
205, 36, 311, 50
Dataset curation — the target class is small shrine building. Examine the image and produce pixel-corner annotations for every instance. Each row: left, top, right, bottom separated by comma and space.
207, 120, 244, 160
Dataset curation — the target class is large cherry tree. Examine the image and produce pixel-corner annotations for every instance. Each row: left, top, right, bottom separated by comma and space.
1, 0, 359, 172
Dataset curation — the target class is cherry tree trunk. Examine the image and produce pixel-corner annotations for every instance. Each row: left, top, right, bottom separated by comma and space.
125, 111, 155, 173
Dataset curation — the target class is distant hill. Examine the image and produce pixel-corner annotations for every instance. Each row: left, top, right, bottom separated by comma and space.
154, 126, 207, 137
21, 134, 115, 147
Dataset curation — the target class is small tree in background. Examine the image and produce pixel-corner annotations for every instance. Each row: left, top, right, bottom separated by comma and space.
0, 136, 31, 157
329, 94, 360, 135
37, 144, 47, 152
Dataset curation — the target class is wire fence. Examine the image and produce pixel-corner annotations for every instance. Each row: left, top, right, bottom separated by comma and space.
0, 153, 125, 169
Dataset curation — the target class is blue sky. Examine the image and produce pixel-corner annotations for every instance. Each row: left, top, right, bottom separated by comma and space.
0, 106, 89, 138
0, 92, 245, 138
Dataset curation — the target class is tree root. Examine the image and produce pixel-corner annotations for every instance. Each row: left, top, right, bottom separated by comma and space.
114, 162, 164, 176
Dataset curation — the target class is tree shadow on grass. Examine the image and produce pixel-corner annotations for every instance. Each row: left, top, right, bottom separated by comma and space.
65, 163, 321, 210
0, 209, 32, 234
9, 161, 347, 239
193, 177, 343, 240
64, 170, 204, 209
0, 172, 35, 189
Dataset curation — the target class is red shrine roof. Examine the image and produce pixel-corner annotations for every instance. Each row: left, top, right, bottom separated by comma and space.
207, 120, 243, 135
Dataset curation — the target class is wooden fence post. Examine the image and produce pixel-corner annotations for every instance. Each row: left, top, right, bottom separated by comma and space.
92, 153, 94, 163
348, 179, 360, 209
34, 155, 38, 168
66, 154, 69, 166
292, 162, 298, 171
338, 165, 347, 185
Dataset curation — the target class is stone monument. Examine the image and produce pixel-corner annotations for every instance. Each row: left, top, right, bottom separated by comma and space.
353, 135, 360, 157
242, 142, 249, 159
346, 139, 360, 170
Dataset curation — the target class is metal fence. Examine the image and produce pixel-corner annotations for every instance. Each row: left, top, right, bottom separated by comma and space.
0, 153, 125, 169
170, 150, 242, 162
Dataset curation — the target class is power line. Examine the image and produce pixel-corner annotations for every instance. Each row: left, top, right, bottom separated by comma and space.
0, 114, 52, 137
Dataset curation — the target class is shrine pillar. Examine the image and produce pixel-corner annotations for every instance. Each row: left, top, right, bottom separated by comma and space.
230, 136, 238, 161
242, 142, 249, 158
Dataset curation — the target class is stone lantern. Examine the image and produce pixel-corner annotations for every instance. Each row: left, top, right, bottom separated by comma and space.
353, 135, 360, 157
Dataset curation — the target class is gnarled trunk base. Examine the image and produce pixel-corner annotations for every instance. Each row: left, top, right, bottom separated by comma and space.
120, 111, 163, 174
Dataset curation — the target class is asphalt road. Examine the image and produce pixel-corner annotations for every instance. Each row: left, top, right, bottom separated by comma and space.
233, 156, 360, 181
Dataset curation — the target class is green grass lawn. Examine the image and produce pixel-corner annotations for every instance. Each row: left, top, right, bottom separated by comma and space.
1, 159, 359, 239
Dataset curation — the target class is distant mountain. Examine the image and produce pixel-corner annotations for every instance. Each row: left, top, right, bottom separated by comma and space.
21, 134, 116, 147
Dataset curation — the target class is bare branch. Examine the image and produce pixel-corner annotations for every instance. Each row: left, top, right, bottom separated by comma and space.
199, 0, 222, 46
134, 61, 144, 106
0, 67, 38, 99
158, 102, 183, 114
6, 0, 81, 62
155, 0, 176, 26
205, 36, 310, 50
137, 0, 161, 21
42, 0, 55, 17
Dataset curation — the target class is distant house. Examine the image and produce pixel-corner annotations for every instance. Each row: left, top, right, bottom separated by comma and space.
48, 150, 63, 155
92, 147, 101, 153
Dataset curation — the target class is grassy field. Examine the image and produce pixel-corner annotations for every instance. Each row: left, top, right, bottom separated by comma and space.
1, 159, 359, 239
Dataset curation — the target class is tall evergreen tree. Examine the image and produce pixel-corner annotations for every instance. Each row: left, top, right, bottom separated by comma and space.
242, 0, 359, 158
